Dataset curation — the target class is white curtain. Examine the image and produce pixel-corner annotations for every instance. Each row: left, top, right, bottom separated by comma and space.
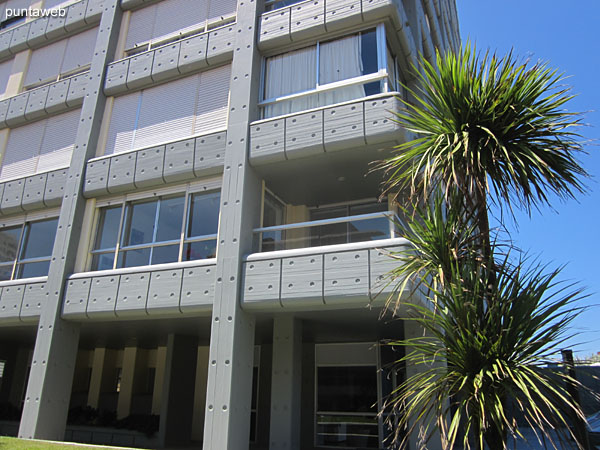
264, 46, 317, 117
318, 34, 365, 106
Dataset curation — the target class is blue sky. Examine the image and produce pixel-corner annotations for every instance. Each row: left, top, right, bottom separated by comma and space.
457, 2, 600, 357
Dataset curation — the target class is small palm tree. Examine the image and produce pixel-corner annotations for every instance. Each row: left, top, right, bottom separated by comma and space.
383, 196, 593, 450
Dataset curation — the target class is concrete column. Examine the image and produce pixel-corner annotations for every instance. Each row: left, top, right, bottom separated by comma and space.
270, 317, 302, 450
201, 0, 264, 449
116, 346, 142, 419
158, 334, 198, 447
18, 0, 123, 440
151, 346, 167, 415
87, 348, 114, 409
191, 346, 209, 441
404, 320, 443, 450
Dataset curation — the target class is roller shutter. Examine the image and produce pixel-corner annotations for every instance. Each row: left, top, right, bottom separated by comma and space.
104, 91, 139, 155
36, 108, 80, 172
194, 64, 230, 134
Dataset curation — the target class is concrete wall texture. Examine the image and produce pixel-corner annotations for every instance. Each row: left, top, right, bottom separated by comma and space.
0, 0, 459, 448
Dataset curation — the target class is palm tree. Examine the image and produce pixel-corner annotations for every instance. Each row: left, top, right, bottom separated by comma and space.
382, 196, 591, 450
377, 44, 588, 258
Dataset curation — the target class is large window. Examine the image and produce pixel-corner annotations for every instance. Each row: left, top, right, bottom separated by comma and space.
0, 217, 59, 280
261, 24, 399, 117
91, 191, 220, 271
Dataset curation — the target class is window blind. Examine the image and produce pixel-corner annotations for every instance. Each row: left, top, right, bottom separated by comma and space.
104, 65, 231, 155
0, 59, 13, 98
0, 109, 81, 180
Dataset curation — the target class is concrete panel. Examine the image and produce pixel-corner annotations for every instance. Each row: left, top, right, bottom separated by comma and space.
364, 96, 402, 145
284, 110, 324, 159
163, 138, 194, 183
115, 272, 150, 317
65, 0, 89, 32
66, 73, 90, 107
258, 8, 291, 49
27, 18, 50, 47
25, 86, 50, 121
242, 259, 281, 308
134, 145, 165, 188
126, 51, 154, 90
206, 26, 235, 65
45, 14, 68, 40
0, 30, 14, 60
44, 168, 68, 206
280, 254, 324, 308
180, 265, 215, 314
147, 269, 183, 315
0, 99, 8, 128
178, 33, 208, 74
45, 79, 71, 114
104, 59, 129, 96
289, 0, 326, 42
0, 179, 25, 215
9, 23, 31, 53
369, 246, 403, 297
194, 132, 225, 176
87, 275, 119, 318
107, 151, 136, 193
83, 158, 109, 197
325, 0, 362, 31
249, 119, 285, 164
5, 93, 30, 127
62, 278, 91, 319
22, 173, 48, 211
323, 101, 365, 152
151, 42, 180, 82
84, 0, 105, 23
21, 282, 47, 321
323, 250, 369, 304
361, 0, 396, 22
0, 285, 24, 321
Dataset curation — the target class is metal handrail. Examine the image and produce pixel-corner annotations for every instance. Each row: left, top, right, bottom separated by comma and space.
253, 211, 397, 233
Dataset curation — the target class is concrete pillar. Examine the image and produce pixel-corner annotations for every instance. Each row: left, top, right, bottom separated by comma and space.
404, 320, 443, 450
18, 1, 123, 439
158, 334, 198, 447
201, 0, 264, 449
116, 346, 143, 419
192, 346, 209, 441
88, 348, 111, 409
151, 346, 167, 415
270, 317, 302, 450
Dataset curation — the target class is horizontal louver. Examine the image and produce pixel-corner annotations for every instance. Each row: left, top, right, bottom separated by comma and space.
126, 0, 234, 48
0, 109, 81, 181
104, 65, 231, 155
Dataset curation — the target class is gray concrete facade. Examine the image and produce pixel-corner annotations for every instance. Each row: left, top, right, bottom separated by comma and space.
0, 0, 459, 448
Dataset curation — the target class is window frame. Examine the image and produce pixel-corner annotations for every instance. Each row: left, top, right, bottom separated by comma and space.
259, 24, 399, 117
0, 210, 60, 282
88, 184, 221, 271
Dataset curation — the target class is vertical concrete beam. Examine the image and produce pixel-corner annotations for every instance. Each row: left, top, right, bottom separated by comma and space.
192, 346, 210, 441
270, 317, 302, 450
201, 0, 264, 449
151, 346, 167, 415
87, 348, 117, 409
116, 346, 139, 419
18, 0, 123, 440
158, 334, 198, 447
404, 320, 443, 450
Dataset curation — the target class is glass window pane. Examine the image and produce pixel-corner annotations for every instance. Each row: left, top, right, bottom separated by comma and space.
156, 196, 184, 242
151, 245, 179, 265
361, 30, 378, 75
184, 240, 217, 261
0, 264, 13, 281
20, 219, 58, 259
317, 366, 377, 412
188, 193, 220, 238
265, 46, 317, 99
91, 253, 115, 271
17, 261, 51, 279
123, 201, 157, 246
118, 248, 151, 268
0, 226, 21, 263
320, 35, 364, 85
94, 206, 122, 250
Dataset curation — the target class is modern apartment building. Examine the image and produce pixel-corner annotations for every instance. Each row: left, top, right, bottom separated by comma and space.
0, 0, 459, 448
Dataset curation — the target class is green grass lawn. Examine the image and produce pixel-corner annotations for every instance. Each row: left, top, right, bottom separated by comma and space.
0, 437, 136, 449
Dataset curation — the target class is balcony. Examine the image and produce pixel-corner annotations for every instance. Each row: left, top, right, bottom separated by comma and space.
0, 276, 49, 324
242, 212, 408, 311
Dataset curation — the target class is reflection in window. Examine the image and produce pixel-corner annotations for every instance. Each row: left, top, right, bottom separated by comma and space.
316, 366, 379, 448
91, 191, 220, 270
262, 25, 399, 118
0, 218, 59, 281
260, 192, 285, 252
264, 0, 304, 11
